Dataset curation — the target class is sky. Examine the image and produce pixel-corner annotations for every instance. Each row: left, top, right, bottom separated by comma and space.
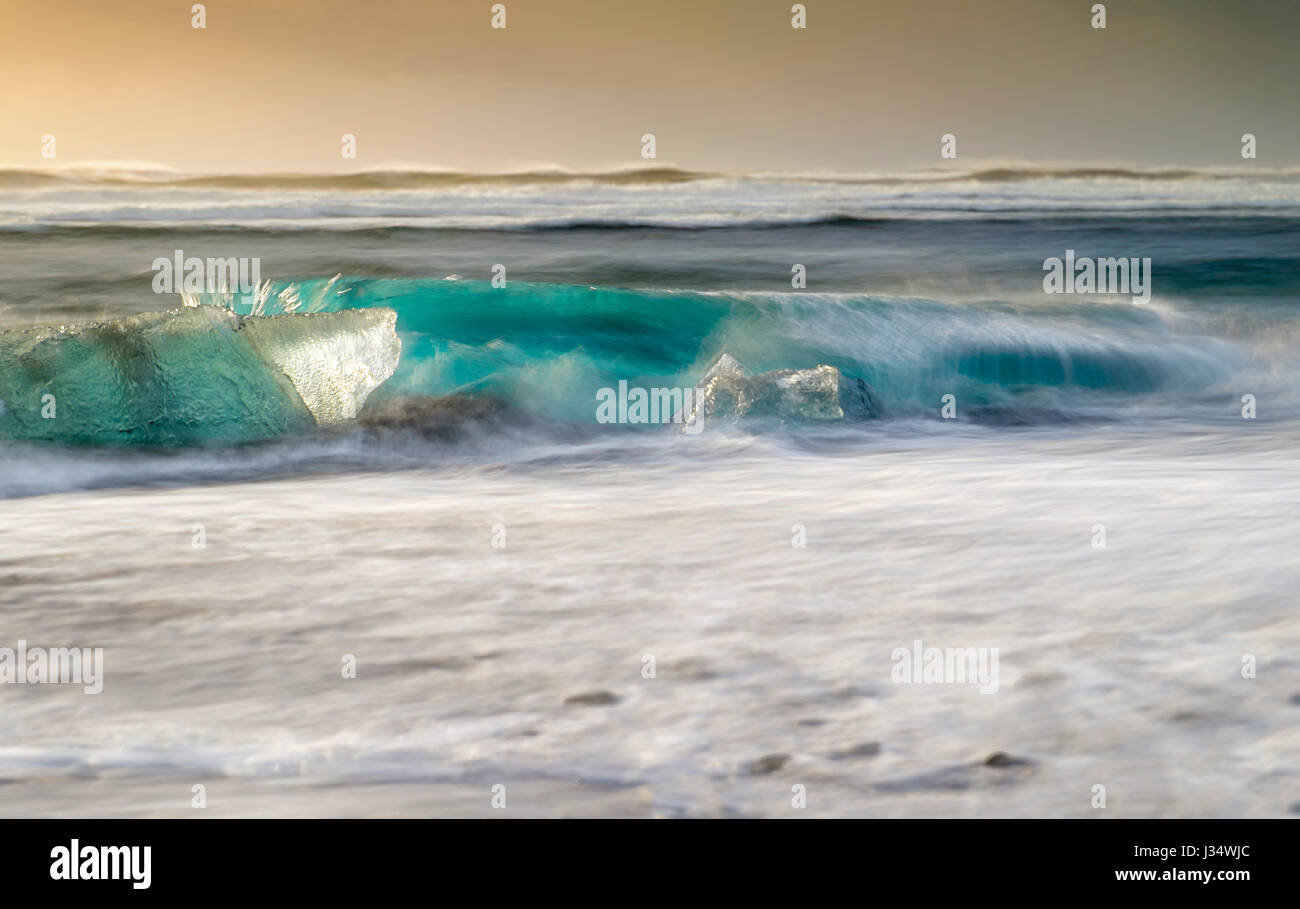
1, 0, 1297, 174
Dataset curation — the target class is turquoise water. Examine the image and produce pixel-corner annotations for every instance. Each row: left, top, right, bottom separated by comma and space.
0, 273, 1267, 450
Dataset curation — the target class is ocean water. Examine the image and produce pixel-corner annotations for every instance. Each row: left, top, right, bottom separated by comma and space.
2, 166, 1299, 817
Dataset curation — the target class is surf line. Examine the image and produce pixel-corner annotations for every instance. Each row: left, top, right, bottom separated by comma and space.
1042, 249, 1151, 304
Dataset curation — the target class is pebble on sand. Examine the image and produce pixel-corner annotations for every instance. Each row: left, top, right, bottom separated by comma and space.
748, 754, 792, 775
564, 690, 620, 707
983, 751, 1032, 768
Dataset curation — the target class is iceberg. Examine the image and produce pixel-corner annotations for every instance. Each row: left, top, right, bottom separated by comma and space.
682, 353, 880, 428
0, 306, 400, 446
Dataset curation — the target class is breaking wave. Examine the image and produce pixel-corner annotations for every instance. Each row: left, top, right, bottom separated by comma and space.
209, 277, 1248, 424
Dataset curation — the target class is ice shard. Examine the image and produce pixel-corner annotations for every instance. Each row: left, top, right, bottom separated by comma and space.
682, 353, 880, 428
0, 306, 400, 446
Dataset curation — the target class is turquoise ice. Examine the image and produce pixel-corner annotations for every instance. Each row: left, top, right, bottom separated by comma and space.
0, 306, 400, 446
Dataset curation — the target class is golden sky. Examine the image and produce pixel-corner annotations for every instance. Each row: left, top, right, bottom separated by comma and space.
1, 0, 1297, 173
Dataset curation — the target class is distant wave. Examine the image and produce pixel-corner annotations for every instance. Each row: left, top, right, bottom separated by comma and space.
4, 163, 1298, 233
0, 165, 717, 190
6, 209, 1297, 234
783, 166, 1300, 186
3, 163, 1299, 191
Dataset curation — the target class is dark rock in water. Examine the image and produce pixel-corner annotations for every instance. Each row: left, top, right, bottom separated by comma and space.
563, 690, 620, 707
681, 353, 880, 430
829, 741, 882, 760
747, 753, 792, 775
983, 751, 1032, 768
1289, 692, 1300, 705
1015, 670, 1067, 688
665, 658, 718, 680
359, 393, 509, 440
